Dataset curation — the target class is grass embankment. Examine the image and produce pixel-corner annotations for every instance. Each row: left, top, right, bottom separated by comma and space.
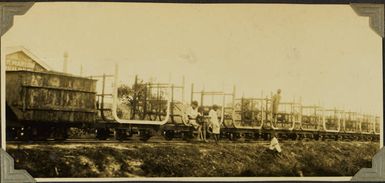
6, 141, 379, 177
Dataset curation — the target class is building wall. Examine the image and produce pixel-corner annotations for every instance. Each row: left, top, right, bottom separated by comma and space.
6, 51, 47, 72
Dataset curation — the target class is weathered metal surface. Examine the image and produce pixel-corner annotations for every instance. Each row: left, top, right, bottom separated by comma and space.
6, 70, 97, 123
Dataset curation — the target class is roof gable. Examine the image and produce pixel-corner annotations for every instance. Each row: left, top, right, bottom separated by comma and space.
5, 46, 52, 71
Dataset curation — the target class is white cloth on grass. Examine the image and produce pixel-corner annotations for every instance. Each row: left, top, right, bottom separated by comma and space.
269, 137, 282, 153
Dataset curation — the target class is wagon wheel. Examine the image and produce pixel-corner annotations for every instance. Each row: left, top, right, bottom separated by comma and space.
253, 133, 260, 140
230, 132, 241, 141
139, 130, 152, 142
115, 129, 130, 141
319, 135, 325, 141
264, 133, 271, 141
239, 133, 246, 141
96, 128, 109, 140
313, 134, 320, 141
289, 133, 297, 140
334, 135, 340, 141
228, 132, 236, 141
369, 136, 375, 141
164, 130, 174, 141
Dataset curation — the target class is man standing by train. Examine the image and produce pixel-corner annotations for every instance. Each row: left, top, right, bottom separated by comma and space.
271, 89, 282, 125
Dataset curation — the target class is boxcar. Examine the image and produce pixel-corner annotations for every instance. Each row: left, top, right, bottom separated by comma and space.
6, 70, 97, 140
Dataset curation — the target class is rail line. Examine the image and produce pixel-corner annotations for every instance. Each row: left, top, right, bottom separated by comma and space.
6, 138, 270, 145
6, 135, 374, 145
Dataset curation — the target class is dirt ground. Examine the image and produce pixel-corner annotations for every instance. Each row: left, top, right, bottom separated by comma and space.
6, 140, 379, 178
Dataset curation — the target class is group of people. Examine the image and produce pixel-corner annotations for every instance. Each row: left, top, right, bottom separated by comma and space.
186, 101, 221, 143
184, 89, 283, 153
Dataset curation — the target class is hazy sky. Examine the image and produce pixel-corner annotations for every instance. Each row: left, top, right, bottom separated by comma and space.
1, 2, 383, 115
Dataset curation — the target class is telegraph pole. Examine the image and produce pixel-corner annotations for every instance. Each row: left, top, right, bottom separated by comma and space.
80, 64, 83, 76
63, 52, 68, 73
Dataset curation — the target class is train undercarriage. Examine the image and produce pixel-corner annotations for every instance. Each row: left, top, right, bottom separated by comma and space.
6, 118, 380, 143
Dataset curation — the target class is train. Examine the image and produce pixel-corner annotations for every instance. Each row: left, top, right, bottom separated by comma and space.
5, 69, 381, 142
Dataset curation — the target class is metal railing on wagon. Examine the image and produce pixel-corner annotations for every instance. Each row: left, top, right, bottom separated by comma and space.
231, 97, 267, 130
322, 108, 343, 132
342, 112, 361, 133
267, 100, 301, 131
360, 114, 375, 134
300, 105, 324, 131
90, 65, 174, 126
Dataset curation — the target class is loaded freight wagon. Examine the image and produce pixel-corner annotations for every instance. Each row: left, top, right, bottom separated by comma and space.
6, 70, 98, 140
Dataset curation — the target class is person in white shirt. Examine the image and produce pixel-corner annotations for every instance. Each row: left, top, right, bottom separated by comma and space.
209, 105, 220, 143
268, 131, 282, 154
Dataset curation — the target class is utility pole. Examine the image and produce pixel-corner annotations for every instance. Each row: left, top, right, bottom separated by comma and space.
80, 64, 83, 76
63, 52, 68, 73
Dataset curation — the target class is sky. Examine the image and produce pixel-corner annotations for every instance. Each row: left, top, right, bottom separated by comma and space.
1, 2, 383, 115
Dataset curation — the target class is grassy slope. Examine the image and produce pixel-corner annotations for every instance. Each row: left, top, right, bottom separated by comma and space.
6, 141, 379, 177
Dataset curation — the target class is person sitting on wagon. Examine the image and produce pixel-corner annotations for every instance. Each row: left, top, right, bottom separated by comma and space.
209, 105, 221, 143
187, 101, 203, 140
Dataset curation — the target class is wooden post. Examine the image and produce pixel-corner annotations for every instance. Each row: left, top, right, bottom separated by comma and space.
100, 73, 106, 121
171, 84, 174, 123
190, 83, 194, 104
182, 76, 185, 103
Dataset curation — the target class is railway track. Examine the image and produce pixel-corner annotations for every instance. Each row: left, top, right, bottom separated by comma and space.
7, 139, 185, 144
6, 134, 374, 145
6, 138, 271, 145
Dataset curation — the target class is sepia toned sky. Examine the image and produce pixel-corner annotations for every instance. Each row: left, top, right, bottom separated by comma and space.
1, 2, 383, 115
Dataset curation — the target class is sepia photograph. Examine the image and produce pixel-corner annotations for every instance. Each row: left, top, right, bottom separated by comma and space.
0, 2, 383, 181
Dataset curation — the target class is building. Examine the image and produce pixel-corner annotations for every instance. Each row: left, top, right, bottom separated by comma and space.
5, 46, 51, 72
